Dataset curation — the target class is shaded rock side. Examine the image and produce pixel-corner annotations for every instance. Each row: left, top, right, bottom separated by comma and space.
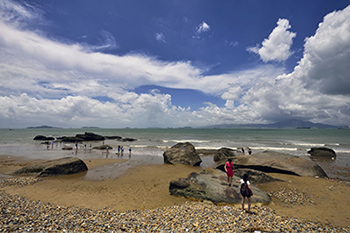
217, 151, 327, 178
58, 136, 84, 143
213, 147, 236, 162
33, 135, 55, 141
12, 157, 88, 177
169, 168, 271, 204
76, 132, 105, 141
307, 147, 336, 158
234, 169, 285, 184
163, 142, 202, 166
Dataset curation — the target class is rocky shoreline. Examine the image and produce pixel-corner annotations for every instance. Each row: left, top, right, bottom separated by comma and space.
1, 177, 349, 232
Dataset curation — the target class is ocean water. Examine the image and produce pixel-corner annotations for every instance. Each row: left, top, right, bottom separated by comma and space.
0, 128, 349, 179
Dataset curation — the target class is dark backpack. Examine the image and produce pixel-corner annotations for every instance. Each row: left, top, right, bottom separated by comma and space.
240, 182, 252, 197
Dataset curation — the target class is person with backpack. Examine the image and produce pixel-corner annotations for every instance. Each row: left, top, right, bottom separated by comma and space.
237, 173, 253, 213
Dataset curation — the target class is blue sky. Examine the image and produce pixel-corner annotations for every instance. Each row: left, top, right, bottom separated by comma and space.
0, 0, 350, 128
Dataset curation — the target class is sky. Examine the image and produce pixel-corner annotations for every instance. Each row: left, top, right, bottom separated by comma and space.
0, 0, 350, 128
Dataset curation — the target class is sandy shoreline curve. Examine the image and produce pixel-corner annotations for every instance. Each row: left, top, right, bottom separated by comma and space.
1, 155, 350, 228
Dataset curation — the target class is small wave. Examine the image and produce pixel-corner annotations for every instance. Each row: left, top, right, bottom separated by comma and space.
334, 149, 350, 154
132, 145, 168, 150
162, 139, 212, 144
280, 142, 325, 147
325, 143, 341, 146
251, 147, 298, 151
196, 146, 226, 150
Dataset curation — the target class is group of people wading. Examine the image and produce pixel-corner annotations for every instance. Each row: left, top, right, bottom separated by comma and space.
224, 158, 253, 213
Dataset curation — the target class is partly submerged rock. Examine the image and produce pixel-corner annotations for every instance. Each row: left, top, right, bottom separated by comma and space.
217, 151, 328, 178
93, 145, 113, 150
169, 168, 271, 204
58, 136, 84, 143
12, 157, 88, 177
76, 132, 105, 141
307, 147, 336, 158
163, 142, 202, 166
33, 135, 55, 141
213, 147, 236, 162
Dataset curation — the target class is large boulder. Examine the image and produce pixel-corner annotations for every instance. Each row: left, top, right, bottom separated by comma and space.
217, 151, 328, 178
12, 157, 88, 177
105, 136, 122, 140
197, 148, 238, 162
163, 142, 202, 166
33, 135, 55, 141
76, 132, 105, 141
307, 147, 336, 158
169, 168, 271, 204
58, 136, 84, 143
214, 147, 236, 162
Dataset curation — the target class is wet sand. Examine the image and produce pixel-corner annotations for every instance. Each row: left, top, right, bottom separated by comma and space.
1, 155, 350, 228
1, 156, 202, 212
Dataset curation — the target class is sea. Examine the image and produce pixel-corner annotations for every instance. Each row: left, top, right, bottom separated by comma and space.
0, 128, 349, 180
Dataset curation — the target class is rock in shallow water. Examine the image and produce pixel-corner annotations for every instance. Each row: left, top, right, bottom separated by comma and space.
163, 142, 202, 166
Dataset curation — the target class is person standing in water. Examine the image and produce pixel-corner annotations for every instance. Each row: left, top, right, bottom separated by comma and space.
224, 158, 236, 186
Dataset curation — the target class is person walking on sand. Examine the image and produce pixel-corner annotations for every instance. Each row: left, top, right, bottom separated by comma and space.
237, 173, 253, 213
224, 158, 236, 186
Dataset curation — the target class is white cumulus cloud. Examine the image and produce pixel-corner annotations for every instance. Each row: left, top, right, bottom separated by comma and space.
0, 1, 350, 128
248, 18, 296, 62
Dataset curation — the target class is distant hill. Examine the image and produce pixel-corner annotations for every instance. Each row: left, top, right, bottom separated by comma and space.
205, 119, 336, 129
268, 119, 336, 128
27, 125, 59, 129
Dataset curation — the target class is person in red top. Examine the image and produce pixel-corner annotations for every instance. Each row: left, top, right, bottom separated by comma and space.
224, 158, 236, 186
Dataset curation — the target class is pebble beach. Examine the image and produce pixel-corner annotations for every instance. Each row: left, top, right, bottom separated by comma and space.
1, 177, 349, 232
1, 155, 350, 232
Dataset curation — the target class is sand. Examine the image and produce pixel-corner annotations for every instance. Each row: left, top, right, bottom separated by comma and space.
1, 155, 350, 228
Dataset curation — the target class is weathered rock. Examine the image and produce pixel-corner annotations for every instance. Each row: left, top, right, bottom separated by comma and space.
234, 169, 285, 183
104, 136, 122, 140
33, 135, 55, 141
196, 149, 217, 156
58, 136, 84, 143
217, 151, 328, 178
307, 147, 336, 158
163, 142, 202, 166
214, 147, 236, 162
93, 145, 113, 150
169, 168, 271, 204
120, 138, 137, 142
76, 132, 105, 141
12, 157, 88, 177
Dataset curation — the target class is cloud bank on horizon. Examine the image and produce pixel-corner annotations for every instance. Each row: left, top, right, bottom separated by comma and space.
0, 0, 349, 128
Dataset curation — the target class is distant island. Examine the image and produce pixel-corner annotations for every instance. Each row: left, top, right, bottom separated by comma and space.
27, 125, 60, 129
205, 119, 337, 129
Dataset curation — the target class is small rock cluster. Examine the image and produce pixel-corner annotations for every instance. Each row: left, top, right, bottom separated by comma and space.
268, 188, 314, 205
1, 177, 349, 232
